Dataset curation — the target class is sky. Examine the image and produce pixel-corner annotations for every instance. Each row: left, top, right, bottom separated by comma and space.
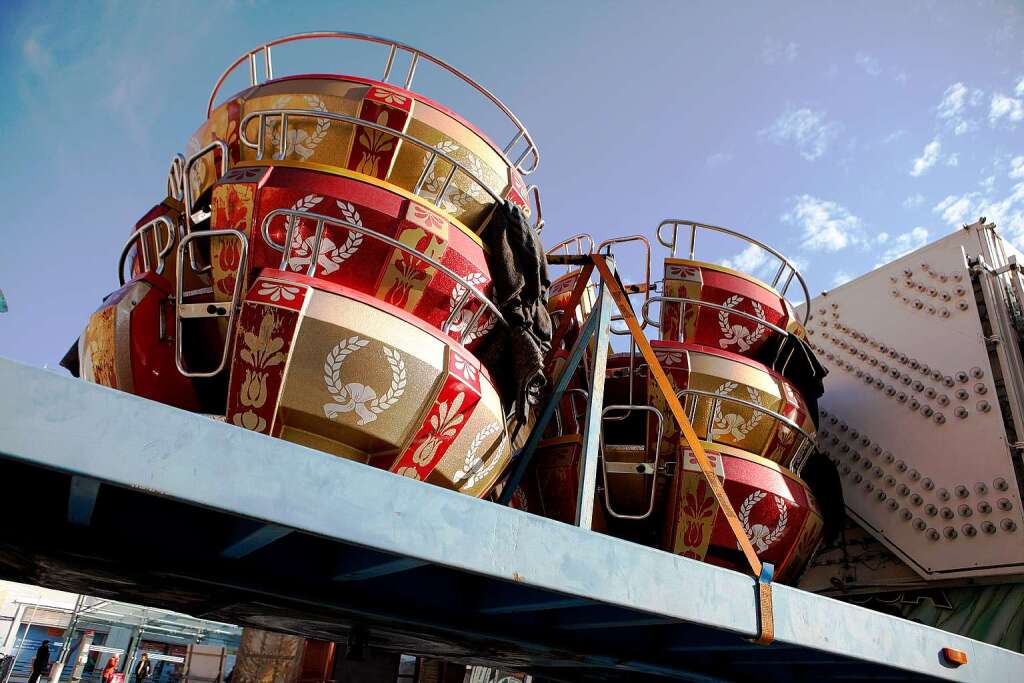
0, 0, 1022, 367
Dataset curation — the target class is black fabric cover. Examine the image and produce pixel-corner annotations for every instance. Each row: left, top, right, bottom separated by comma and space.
758, 333, 826, 427
60, 338, 81, 378
476, 201, 552, 421
800, 449, 845, 545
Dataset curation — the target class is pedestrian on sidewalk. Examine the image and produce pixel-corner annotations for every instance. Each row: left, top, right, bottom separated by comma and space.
102, 654, 120, 683
28, 640, 50, 683
134, 653, 152, 683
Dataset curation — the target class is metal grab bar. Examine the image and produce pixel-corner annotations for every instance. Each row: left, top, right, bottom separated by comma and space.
600, 404, 664, 521
207, 32, 540, 175
675, 388, 816, 465
240, 108, 506, 212
118, 216, 177, 286
175, 230, 248, 378
527, 184, 544, 233
597, 235, 652, 335
641, 295, 788, 337
546, 234, 594, 258
260, 208, 506, 342
655, 219, 810, 324
183, 140, 230, 274
166, 154, 186, 203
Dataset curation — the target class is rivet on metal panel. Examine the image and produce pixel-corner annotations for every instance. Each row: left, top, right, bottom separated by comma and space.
927, 528, 940, 541
995, 477, 1009, 491
974, 383, 987, 395
956, 389, 970, 401
860, 436, 871, 447
938, 489, 951, 501
853, 473, 863, 483
908, 469, 920, 481
928, 306, 936, 315
925, 504, 938, 517
958, 300, 969, 310
910, 494, 923, 506
982, 521, 997, 534
909, 399, 921, 410
997, 498, 1013, 512
913, 518, 926, 530
978, 501, 992, 514
873, 467, 884, 479
887, 499, 899, 511
865, 482, 875, 492
884, 475, 896, 487
913, 381, 925, 392
941, 508, 954, 520
955, 485, 969, 499
934, 413, 946, 424
931, 370, 944, 381
876, 490, 887, 502
978, 401, 992, 413
896, 460, 908, 473
941, 291, 951, 301
1000, 518, 1017, 532
958, 504, 973, 517
873, 445, 883, 455
937, 394, 949, 406
842, 465, 852, 475
920, 364, 930, 375
944, 526, 958, 540
922, 478, 934, 490
963, 524, 977, 537
883, 451, 895, 464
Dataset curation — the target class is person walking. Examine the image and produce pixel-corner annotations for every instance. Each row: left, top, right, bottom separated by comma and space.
27, 640, 50, 683
134, 653, 152, 683
101, 654, 120, 683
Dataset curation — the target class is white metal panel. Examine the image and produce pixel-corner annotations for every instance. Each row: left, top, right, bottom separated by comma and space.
803, 224, 1024, 579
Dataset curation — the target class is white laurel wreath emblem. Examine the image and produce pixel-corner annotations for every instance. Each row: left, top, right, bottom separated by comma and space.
286, 197, 364, 275
453, 422, 502, 490
269, 95, 330, 160
186, 136, 206, 201
718, 295, 767, 352
711, 381, 765, 441
447, 272, 495, 344
738, 491, 789, 553
322, 336, 407, 425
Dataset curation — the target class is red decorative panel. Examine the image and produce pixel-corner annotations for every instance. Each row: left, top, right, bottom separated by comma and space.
347, 86, 413, 180
391, 348, 482, 481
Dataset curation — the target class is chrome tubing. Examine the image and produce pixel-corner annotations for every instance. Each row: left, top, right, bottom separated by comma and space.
239, 108, 504, 211
118, 216, 177, 286
260, 208, 505, 342
655, 219, 810, 323
207, 32, 539, 175
183, 140, 230, 274
174, 229, 248, 379
600, 404, 664, 521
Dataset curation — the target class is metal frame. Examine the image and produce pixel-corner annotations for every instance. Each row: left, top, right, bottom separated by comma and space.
656, 219, 810, 324
118, 216, 177, 286
260, 208, 504, 343
1, 358, 1018, 680
174, 229, 248, 378
600, 404, 664, 521
183, 140, 230, 274
207, 32, 540, 175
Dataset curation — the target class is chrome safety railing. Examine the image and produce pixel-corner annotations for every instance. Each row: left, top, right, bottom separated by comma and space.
656, 219, 810, 323
546, 233, 594, 258
600, 404, 664, 520
207, 32, 540, 175
166, 154, 186, 203
240, 108, 546, 232
175, 229, 248, 378
260, 208, 505, 343
677, 388, 816, 470
182, 140, 230, 274
118, 216, 177, 286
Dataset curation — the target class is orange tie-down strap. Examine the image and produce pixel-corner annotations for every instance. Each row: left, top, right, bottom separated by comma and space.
592, 255, 775, 645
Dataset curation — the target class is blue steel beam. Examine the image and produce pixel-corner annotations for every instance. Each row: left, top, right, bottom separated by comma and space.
0, 358, 1020, 683
575, 275, 613, 529
67, 476, 101, 526
221, 522, 291, 559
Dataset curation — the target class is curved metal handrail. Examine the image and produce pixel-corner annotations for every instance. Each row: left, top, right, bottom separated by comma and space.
118, 216, 177, 286
656, 219, 810, 324
677, 387, 816, 453
166, 154, 186, 202
546, 234, 594, 258
207, 32, 540, 175
260, 208, 505, 342
641, 295, 789, 337
240, 107, 504, 207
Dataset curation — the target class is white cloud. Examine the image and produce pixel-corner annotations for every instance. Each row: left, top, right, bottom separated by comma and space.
933, 183, 1024, 244
762, 38, 798, 65
832, 271, 853, 287
936, 82, 983, 135
1010, 156, 1024, 180
1017, 77, 1024, 96
990, 93, 1024, 126
893, 70, 910, 84
946, 153, 959, 167
875, 227, 929, 266
784, 195, 865, 252
903, 194, 926, 208
883, 130, 906, 144
855, 52, 882, 77
910, 139, 942, 177
706, 152, 733, 167
761, 107, 841, 161
721, 243, 771, 277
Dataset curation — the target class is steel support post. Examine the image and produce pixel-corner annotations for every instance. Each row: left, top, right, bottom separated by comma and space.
575, 258, 615, 529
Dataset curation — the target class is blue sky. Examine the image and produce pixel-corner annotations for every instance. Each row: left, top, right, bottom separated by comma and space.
1, 0, 1022, 367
